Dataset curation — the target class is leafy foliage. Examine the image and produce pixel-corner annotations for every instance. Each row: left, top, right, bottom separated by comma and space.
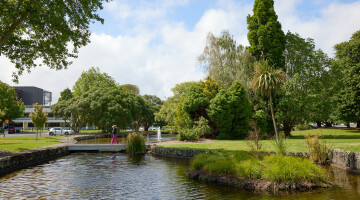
0, 0, 109, 82
29, 103, 48, 140
120, 84, 140, 95
247, 0, 286, 68
0, 81, 25, 122
207, 81, 252, 139
73, 67, 117, 96
334, 30, 360, 126
198, 31, 254, 89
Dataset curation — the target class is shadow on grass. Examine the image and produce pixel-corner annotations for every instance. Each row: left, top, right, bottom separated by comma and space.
290, 135, 360, 139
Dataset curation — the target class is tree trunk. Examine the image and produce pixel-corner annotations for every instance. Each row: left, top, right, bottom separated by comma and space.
324, 121, 332, 127
283, 121, 292, 137
269, 92, 278, 140
316, 121, 322, 128
357, 119, 360, 128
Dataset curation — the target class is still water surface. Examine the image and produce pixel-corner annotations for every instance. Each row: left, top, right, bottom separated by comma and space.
1, 154, 360, 199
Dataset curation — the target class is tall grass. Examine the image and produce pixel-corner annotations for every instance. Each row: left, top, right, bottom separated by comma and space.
126, 133, 146, 155
271, 134, 288, 155
305, 134, 332, 164
191, 151, 326, 183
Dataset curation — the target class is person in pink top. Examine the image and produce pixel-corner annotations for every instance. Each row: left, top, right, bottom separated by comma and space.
110, 125, 119, 144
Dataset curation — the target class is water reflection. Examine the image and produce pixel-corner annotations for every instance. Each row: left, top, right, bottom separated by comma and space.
1, 154, 360, 199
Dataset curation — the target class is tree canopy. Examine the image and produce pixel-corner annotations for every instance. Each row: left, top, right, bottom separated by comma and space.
334, 30, 360, 127
73, 67, 117, 96
0, 81, 25, 122
198, 31, 254, 89
247, 0, 285, 69
0, 0, 109, 82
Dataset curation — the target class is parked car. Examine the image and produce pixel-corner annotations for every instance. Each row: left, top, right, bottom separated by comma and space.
48, 127, 73, 136
7, 126, 16, 133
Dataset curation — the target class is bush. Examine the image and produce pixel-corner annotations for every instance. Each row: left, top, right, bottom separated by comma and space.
177, 129, 200, 141
305, 134, 332, 164
253, 110, 268, 134
191, 151, 326, 183
295, 123, 314, 131
126, 133, 146, 154
262, 155, 325, 183
177, 117, 211, 141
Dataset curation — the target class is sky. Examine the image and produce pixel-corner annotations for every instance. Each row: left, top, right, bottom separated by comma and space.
1, 0, 360, 103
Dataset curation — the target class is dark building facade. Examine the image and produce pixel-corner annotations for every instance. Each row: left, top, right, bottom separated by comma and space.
13, 86, 52, 106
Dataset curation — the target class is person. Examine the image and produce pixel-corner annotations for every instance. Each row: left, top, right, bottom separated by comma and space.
110, 125, 119, 144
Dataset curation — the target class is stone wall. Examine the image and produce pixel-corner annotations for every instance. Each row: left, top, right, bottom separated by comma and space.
151, 146, 210, 158
0, 144, 69, 176
330, 148, 360, 172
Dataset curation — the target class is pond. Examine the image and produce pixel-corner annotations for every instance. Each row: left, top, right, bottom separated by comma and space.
1, 154, 360, 199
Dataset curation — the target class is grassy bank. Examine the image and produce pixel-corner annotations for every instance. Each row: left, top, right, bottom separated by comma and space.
190, 151, 328, 189
160, 128, 360, 152
0, 136, 62, 153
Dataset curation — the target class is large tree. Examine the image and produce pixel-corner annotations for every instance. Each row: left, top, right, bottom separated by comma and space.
247, 0, 286, 69
334, 30, 360, 127
198, 31, 254, 89
0, 0, 109, 82
278, 32, 334, 136
0, 81, 25, 123
73, 67, 117, 96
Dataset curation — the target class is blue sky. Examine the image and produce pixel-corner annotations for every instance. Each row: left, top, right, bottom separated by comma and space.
1, 0, 360, 102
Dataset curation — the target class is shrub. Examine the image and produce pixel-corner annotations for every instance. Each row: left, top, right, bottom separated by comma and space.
295, 124, 314, 131
305, 134, 332, 164
253, 110, 268, 134
246, 120, 265, 158
262, 155, 325, 183
191, 151, 326, 183
126, 132, 146, 154
177, 117, 211, 141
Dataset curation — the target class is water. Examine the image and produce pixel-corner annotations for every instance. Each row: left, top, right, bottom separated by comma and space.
1, 154, 360, 199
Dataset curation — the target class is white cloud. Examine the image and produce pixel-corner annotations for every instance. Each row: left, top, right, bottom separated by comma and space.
276, 0, 360, 56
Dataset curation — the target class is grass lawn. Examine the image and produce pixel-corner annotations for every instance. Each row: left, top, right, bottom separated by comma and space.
159, 128, 360, 152
0, 136, 62, 153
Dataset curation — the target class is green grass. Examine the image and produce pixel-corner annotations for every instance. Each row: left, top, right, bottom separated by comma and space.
192, 151, 326, 183
0, 136, 62, 153
160, 128, 360, 152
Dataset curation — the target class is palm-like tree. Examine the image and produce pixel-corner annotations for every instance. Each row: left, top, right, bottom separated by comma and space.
251, 60, 287, 140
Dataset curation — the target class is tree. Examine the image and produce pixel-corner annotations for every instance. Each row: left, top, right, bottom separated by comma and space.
29, 103, 48, 141
0, 0, 109, 82
0, 81, 25, 123
251, 60, 287, 140
73, 67, 117, 96
86, 87, 132, 132
198, 31, 254, 89
143, 95, 163, 130
58, 88, 73, 102
334, 30, 360, 127
247, 0, 286, 69
278, 32, 334, 135
120, 84, 140, 95
207, 81, 252, 139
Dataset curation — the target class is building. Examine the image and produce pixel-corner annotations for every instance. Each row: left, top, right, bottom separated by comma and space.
12, 86, 65, 130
